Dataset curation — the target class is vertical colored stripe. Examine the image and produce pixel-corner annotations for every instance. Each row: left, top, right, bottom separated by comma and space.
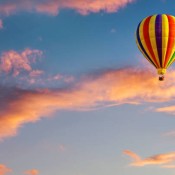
164, 15, 175, 67
139, 18, 158, 67
155, 14, 162, 67
161, 14, 169, 67
167, 51, 175, 67
136, 22, 157, 68
149, 15, 160, 67
143, 16, 159, 67
136, 14, 175, 72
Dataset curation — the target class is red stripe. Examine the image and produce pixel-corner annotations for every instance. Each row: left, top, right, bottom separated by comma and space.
143, 16, 159, 67
164, 15, 175, 67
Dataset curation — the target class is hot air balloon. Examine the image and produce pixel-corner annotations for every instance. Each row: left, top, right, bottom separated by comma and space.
136, 14, 175, 81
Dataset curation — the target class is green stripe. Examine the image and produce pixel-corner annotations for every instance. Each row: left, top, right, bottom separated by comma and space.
167, 52, 175, 68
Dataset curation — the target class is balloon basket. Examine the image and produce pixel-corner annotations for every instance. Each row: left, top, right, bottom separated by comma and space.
159, 75, 164, 81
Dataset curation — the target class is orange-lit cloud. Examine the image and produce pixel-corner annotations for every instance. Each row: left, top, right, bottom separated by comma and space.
123, 150, 175, 167
24, 169, 39, 175
0, 0, 135, 16
156, 105, 175, 115
123, 150, 141, 162
1, 67, 175, 140
162, 164, 175, 168
0, 49, 43, 76
0, 164, 11, 175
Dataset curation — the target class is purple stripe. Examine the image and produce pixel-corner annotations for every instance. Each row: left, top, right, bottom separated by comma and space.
155, 14, 162, 67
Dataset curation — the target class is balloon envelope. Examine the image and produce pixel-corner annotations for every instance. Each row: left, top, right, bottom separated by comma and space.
136, 14, 175, 77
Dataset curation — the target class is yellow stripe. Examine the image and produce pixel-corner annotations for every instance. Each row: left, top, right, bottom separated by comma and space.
162, 14, 169, 67
149, 15, 161, 68
139, 17, 158, 67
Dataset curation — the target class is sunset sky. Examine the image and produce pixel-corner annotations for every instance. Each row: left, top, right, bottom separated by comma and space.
1, 0, 175, 175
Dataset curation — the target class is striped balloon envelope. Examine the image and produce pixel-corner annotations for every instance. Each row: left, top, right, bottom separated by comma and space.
136, 14, 175, 81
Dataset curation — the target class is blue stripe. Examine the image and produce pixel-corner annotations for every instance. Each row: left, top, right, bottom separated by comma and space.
155, 14, 162, 67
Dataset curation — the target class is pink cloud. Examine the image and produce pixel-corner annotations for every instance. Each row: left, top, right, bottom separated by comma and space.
63, 75, 75, 83
52, 74, 63, 80
163, 130, 175, 137
0, 0, 135, 16
0, 68, 175, 139
123, 150, 175, 167
35, 1, 60, 15
58, 144, 66, 152
0, 19, 3, 29
50, 74, 74, 83
60, 0, 135, 15
1, 67, 175, 140
0, 164, 11, 175
24, 169, 39, 175
29, 70, 44, 77
0, 3, 17, 16
0, 49, 43, 76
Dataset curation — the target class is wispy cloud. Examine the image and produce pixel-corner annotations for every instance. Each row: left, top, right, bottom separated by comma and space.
163, 130, 175, 137
123, 150, 141, 162
123, 150, 175, 168
0, 0, 135, 16
0, 48, 43, 77
110, 28, 117, 33
0, 48, 76, 88
162, 164, 175, 168
0, 165, 39, 175
156, 105, 175, 115
24, 169, 39, 175
58, 144, 66, 152
1, 66, 175, 140
0, 164, 11, 175
0, 19, 3, 29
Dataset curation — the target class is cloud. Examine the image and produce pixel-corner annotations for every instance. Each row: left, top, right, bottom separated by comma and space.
29, 70, 44, 78
49, 74, 75, 83
0, 164, 11, 175
24, 169, 39, 175
110, 28, 117, 33
0, 20, 3, 29
0, 48, 75, 87
1, 67, 175, 140
162, 164, 175, 168
0, 0, 135, 16
123, 150, 141, 162
156, 105, 175, 115
0, 49, 43, 77
163, 130, 175, 137
58, 144, 66, 152
123, 150, 175, 167
0, 165, 39, 175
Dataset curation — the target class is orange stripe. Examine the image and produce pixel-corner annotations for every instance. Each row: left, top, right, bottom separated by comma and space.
143, 16, 159, 67
164, 15, 175, 67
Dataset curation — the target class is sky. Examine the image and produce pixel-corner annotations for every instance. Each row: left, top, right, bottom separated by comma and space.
2, 0, 175, 175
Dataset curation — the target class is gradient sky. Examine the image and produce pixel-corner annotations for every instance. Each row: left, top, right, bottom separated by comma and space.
2, 0, 175, 175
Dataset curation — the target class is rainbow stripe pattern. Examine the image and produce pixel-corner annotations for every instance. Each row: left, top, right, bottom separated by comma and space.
136, 14, 175, 75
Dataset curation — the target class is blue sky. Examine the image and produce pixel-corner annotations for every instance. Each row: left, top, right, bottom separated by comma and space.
1, 0, 175, 175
